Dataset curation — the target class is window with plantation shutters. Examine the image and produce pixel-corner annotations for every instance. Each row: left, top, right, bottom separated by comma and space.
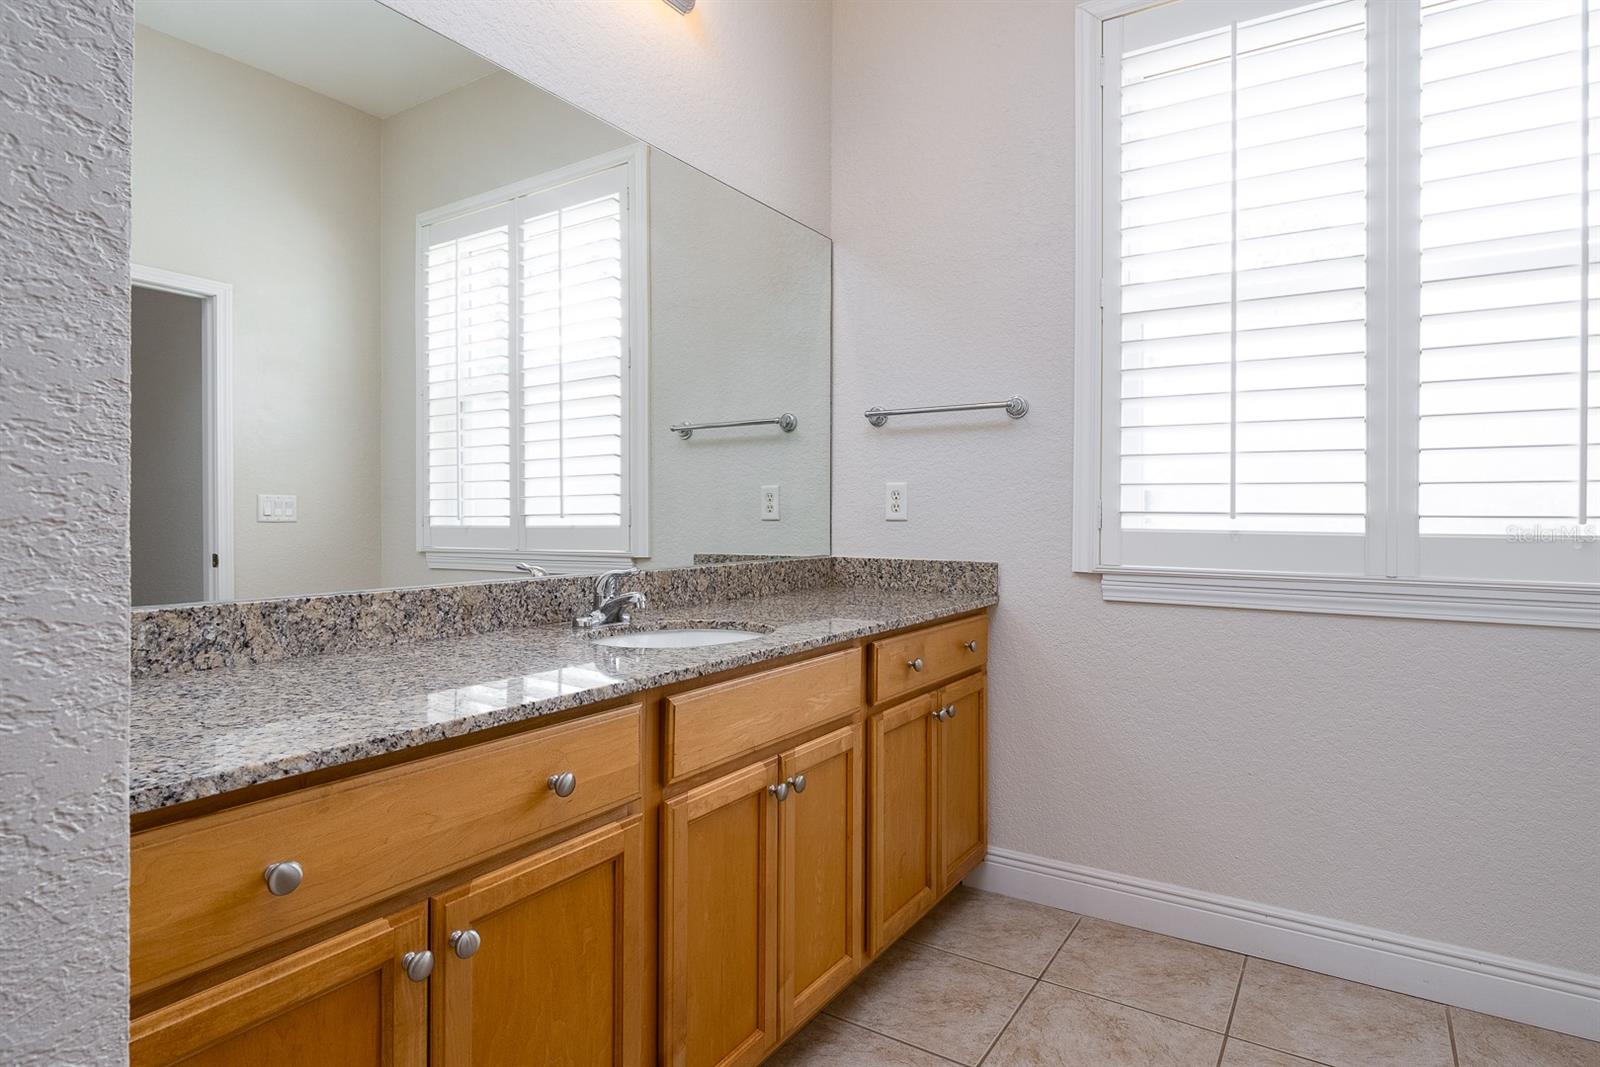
1079, 0, 1598, 625
418, 150, 645, 566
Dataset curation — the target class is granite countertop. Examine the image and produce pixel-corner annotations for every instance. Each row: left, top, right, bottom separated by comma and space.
130, 584, 995, 814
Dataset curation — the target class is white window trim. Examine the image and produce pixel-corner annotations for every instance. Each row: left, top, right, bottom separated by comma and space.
1070, 0, 1600, 629
414, 144, 651, 573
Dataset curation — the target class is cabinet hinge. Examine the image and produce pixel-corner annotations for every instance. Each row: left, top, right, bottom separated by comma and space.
211, 553, 219, 568
1097, 502, 1104, 530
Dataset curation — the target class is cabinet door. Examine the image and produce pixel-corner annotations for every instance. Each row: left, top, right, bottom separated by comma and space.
936, 673, 988, 890
661, 759, 781, 1067
431, 817, 643, 1067
867, 692, 940, 955
779, 724, 864, 1033
129, 905, 427, 1067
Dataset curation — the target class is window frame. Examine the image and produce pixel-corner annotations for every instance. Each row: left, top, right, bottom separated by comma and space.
414, 144, 650, 575
1072, 0, 1600, 628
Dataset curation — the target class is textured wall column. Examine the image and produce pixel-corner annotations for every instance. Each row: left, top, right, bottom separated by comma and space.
1, 0, 133, 1063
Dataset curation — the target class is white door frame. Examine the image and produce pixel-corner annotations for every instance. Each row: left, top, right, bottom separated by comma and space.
131, 264, 235, 601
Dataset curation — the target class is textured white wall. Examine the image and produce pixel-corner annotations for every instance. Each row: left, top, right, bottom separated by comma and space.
382, 0, 832, 235
0, 0, 132, 1062
133, 27, 384, 601
831, 0, 1600, 974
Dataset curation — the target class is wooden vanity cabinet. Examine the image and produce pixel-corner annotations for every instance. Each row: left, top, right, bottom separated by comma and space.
131, 612, 987, 1067
936, 673, 988, 890
129, 905, 428, 1067
867, 672, 987, 954
661, 759, 782, 1067
660, 723, 865, 1067
431, 818, 643, 1067
778, 725, 865, 1033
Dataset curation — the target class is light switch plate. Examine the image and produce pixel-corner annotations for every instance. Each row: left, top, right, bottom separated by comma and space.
257, 494, 298, 522
760, 484, 780, 521
885, 482, 908, 521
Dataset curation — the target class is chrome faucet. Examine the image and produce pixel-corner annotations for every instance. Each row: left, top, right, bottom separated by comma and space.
574, 567, 646, 629
514, 562, 548, 577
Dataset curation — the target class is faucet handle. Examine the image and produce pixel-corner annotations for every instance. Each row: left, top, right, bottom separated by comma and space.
595, 567, 638, 601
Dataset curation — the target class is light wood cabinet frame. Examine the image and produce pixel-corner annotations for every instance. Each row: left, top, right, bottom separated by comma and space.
129, 905, 427, 1067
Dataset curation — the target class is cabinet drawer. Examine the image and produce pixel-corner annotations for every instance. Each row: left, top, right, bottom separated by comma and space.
664, 648, 861, 783
869, 615, 987, 705
132, 704, 642, 996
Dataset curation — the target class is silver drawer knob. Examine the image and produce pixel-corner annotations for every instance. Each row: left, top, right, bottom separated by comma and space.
402, 950, 434, 982
263, 861, 303, 896
945, 703, 959, 719
768, 781, 789, 802
787, 774, 807, 794
932, 705, 952, 721
450, 929, 481, 959
963, 640, 979, 652
548, 771, 577, 798
908, 657, 924, 672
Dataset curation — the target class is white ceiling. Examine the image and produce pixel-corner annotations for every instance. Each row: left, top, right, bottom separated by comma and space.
135, 0, 499, 119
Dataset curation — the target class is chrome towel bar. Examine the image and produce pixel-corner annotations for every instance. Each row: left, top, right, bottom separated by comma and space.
670, 413, 797, 440
864, 395, 1029, 427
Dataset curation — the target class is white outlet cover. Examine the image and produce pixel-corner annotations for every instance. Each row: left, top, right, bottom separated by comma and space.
761, 484, 780, 521
885, 482, 908, 521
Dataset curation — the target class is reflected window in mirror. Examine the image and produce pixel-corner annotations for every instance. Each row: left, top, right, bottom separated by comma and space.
418, 148, 649, 572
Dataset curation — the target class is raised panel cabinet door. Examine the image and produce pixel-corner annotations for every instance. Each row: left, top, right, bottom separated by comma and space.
936, 673, 988, 891
661, 758, 781, 1067
129, 905, 427, 1067
430, 817, 643, 1067
867, 692, 940, 956
778, 723, 864, 1034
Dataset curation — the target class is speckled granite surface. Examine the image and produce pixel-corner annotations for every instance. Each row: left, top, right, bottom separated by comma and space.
132, 556, 834, 678
130, 561, 997, 813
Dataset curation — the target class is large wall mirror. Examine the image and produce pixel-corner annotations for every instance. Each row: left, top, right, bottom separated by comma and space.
129, 0, 831, 607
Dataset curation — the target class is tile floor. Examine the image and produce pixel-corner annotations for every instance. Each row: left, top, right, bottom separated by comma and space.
769, 888, 1600, 1067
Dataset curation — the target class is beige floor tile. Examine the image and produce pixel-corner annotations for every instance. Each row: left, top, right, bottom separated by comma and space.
825, 940, 1033, 1065
1451, 1007, 1600, 1067
905, 887, 1081, 977
1229, 959, 1452, 1067
1220, 1038, 1325, 1066
1040, 917, 1245, 1030
984, 982, 1225, 1066
767, 1013, 957, 1067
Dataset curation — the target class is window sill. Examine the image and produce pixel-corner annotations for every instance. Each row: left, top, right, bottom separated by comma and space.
1097, 570, 1599, 629
423, 549, 635, 577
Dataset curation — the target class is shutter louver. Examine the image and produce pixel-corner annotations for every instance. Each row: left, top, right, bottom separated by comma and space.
1117, 0, 1369, 536
425, 218, 513, 528
1418, 0, 1593, 536
520, 190, 626, 529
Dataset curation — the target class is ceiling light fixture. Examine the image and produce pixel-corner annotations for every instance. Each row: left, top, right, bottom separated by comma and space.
663, 0, 695, 12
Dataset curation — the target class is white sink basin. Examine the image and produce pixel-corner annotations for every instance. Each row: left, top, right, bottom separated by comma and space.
591, 628, 763, 649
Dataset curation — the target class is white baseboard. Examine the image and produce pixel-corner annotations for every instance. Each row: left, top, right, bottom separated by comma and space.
967, 847, 1600, 1042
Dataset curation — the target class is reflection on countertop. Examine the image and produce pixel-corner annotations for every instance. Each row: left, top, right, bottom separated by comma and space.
131, 578, 996, 814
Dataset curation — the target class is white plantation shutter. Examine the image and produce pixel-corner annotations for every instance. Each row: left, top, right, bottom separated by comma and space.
520, 172, 627, 536
424, 208, 514, 535
1096, 0, 1599, 588
419, 155, 639, 559
1417, 0, 1597, 568
1108, 0, 1370, 572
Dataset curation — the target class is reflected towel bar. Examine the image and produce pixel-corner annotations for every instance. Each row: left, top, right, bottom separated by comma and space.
864, 395, 1029, 427
670, 413, 797, 440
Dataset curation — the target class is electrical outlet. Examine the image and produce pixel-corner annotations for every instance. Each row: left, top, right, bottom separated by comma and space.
760, 484, 780, 521
885, 482, 908, 521
257, 494, 298, 523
